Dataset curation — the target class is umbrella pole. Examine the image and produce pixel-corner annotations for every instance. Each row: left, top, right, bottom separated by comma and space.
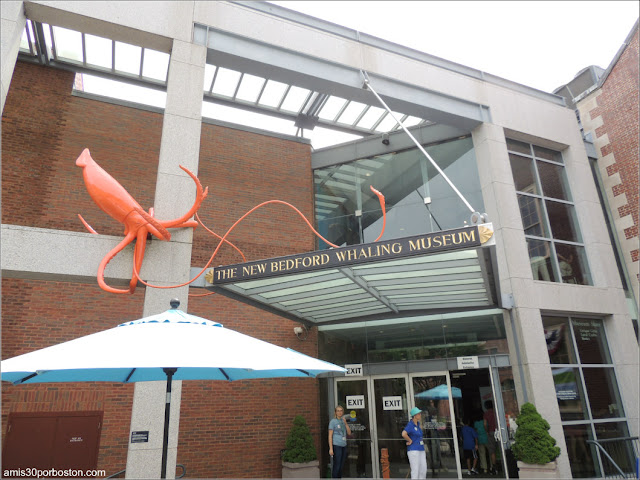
161, 368, 177, 479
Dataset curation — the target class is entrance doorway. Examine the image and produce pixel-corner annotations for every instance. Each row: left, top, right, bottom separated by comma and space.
333, 367, 516, 478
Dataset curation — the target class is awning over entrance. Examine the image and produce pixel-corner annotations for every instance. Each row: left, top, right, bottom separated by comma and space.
202, 224, 501, 326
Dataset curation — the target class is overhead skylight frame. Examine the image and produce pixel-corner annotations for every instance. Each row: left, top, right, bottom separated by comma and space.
18, 20, 170, 88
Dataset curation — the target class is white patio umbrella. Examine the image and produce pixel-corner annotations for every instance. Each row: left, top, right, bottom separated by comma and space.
1, 299, 345, 478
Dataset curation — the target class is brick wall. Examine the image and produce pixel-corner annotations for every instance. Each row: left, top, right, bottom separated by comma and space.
2, 61, 319, 478
1, 279, 145, 474
578, 26, 639, 297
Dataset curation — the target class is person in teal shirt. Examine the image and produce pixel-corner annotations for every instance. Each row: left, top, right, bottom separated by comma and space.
328, 405, 351, 478
473, 413, 489, 474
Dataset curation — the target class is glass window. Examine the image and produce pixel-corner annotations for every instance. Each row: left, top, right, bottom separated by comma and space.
534, 146, 563, 163
582, 368, 624, 419
510, 154, 539, 194
506, 139, 531, 156
546, 201, 581, 243
314, 136, 483, 249
564, 424, 597, 478
543, 316, 632, 478
593, 422, 636, 477
552, 367, 588, 420
508, 139, 591, 285
571, 320, 612, 364
527, 239, 557, 282
543, 317, 576, 364
555, 244, 590, 285
518, 196, 550, 237
537, 161, 570, 200
319, 311, 507, 365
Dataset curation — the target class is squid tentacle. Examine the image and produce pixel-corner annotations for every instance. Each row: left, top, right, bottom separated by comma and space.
97, 232, 138, 294
78, 214, 99, 235
130, 227, 149, 293
161, 165, 209, 229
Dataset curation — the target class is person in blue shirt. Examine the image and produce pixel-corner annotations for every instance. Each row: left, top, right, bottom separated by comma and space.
328, 405, 351, 478
402, 407, 427, 479
461, 417, 479, 475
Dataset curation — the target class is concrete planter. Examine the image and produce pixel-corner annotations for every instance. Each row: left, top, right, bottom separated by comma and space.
282, 460, 320, 478
517, 459, 560, 479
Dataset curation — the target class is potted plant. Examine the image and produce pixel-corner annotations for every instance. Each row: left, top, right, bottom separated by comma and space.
512, 402, 561, 479
282, 415, 320, 478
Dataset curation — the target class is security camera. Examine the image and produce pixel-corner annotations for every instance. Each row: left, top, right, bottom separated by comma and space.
382, 133, 390, 145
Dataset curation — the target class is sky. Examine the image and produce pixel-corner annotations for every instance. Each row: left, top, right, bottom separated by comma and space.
269, 1, 639, 93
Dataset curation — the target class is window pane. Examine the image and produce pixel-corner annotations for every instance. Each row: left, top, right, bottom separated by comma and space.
583, 368, 624, 419
52, 26, 83, 62
564, 424, 598, 478
115, 41, 142, 75
85, 34, 112, 69
555, 244, 591, 285
506, 139, 531, 156
543, 317, 577, 363
527, 239, 557, 282
594, 422, 636, 477
317, 214, 360, 248
537, 160, 571, 200
571, 319, 611, 364
141, 49, 169, 82
518, 195, 550, 237
510, 154, 539, 193
546, 200, 581, 242
534, 146, 563, 163
552, 367, 588, 420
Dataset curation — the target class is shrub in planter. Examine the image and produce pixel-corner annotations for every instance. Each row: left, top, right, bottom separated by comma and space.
282, 415, 319, 478
512, 402, 561, 464
283, 415, 318, 463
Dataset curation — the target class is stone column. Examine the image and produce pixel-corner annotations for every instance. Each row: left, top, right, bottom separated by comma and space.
471, 123, 572, 478
125, 39, 206, 479
1, 1, 26, 114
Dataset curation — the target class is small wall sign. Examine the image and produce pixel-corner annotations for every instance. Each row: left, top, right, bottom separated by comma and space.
345, 364, 363, 376
457, 356, 479, 369
346, 395, 365, 409
382, 396, 403, 410
131, 431, 149, 443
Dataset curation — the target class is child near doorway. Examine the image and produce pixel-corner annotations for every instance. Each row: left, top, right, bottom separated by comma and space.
461, 418, 479, 475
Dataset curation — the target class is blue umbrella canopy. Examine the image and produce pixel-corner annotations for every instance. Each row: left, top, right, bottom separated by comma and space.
1, 300, 345, 478
416, 383, 462, 400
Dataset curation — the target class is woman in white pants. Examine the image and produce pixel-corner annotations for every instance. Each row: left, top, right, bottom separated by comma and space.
402, 407, 428, 479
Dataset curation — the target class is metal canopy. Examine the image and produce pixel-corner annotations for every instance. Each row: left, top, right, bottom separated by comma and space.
204, 226, 500, 326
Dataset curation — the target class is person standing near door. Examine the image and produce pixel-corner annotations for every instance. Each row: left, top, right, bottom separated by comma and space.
483, 401, 499, 475
402, 407, 428, 479
473, 411, 489, 474
329, 405, 351, 478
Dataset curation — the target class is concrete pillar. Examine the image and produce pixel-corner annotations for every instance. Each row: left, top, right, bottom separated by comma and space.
471, 123, 572, 478
125, 38, 206, 479
1, 1, 26, 115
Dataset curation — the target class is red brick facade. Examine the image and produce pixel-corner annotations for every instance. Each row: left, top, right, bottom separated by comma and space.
580, 26, 639, 286
2, 61, 319, 478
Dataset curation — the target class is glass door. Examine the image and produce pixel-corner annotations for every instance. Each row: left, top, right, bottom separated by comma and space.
410, 374, 461, 478
372, 376, 410, 478
335, 373, 462, 478
336, 378, 374, 478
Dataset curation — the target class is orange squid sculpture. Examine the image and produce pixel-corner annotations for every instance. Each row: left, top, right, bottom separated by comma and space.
76, 148, 208, 294
77, 148, 387, 296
